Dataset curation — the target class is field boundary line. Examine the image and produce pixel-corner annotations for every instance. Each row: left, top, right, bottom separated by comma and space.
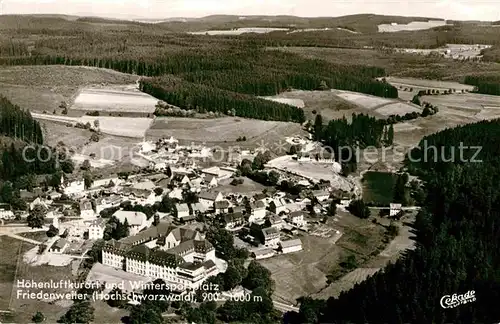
8, 241, 23, 311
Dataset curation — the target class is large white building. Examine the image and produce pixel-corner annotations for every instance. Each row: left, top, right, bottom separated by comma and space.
87, 218, 107, 240
102, 222, 218, 290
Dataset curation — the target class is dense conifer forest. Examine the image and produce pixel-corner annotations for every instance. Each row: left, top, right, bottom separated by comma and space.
0, 96, 43, 144
464, 75, 500, 96
291, 120, 500, 323
0, 46, 397, 122
0, 97, 73, 207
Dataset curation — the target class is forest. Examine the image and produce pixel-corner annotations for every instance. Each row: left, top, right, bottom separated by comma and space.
0, 97, 74, 208
0, 95, 43, 144
140, 76, 306, 122
464, 75, 500, 96
290, 120, 500, 323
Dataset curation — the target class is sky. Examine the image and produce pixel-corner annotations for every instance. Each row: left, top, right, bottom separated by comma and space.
1, 0, 499, 21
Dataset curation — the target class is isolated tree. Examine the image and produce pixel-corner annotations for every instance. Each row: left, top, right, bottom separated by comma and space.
81, 159, 91, 171
46, 224, 59, 237
27, 204, 47, 229
347, 199, 370, 219
58, 301, 94, 324
387, 124, 394, 145
268, 171, 280, 186
165, 166, 172, 178
411, 95, 421, 106
153, 213, 160, 226
288, 144, 300, 155
314, 114, 323, 140
93, 119, 99, 129
327, 200, 337, 216
223, 263, 243, 291
32, 311, 45, 323
90, 133, 99, 142
83, 172, 93, 190
242, 260, 274, 292
154, 187, 163, 196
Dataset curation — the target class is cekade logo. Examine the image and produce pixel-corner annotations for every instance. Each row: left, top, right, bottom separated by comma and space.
440, 290, 476, 309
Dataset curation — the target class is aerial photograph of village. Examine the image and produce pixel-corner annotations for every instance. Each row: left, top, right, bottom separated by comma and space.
0, 0, 499, 323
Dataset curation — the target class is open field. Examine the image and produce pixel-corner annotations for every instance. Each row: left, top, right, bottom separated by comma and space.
71, 87, 158, 115
33, 114, 153, 138
311, 212, 416, 299
333, 89, 421, 116
386, 77, 475, 92
217, 177, 268, 195
260, 210, 386, 304
361, 171, 397, 204
265, 155, 354, 191
0, 66, 138, 114
147, 116, 305, 149
188, 27, 289, 35
378, 20, 448, 32
260, 90, 362, 121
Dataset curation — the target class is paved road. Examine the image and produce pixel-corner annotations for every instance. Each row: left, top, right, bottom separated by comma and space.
369, 206, 421, 211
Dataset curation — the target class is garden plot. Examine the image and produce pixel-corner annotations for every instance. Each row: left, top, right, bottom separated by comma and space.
71, 87, 157, 115
333, 90, 394, 110
375, 102, 421, 116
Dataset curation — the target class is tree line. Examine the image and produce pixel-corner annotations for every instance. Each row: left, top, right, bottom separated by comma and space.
140, 76, 306, 123
0, 96, 43, 144
464, 75, 500, 96
291, 119, 500, 323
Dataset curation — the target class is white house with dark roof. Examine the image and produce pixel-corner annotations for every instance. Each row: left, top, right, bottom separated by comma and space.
203, 174, 218, 188
280, 239, 303, 254
113, 210, 148, 236
312, 190, 330, 202
80, 200, 94, 219
249, 201, 266, 224
288, 211, 307, 227
86, 218, 107, 240
198, 191, 224, 209
176, 203, 190, 219
262, 227, 280, 248
390, 203, 402, 217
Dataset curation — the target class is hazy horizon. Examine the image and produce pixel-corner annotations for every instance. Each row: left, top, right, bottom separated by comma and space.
1, 0, 499, 22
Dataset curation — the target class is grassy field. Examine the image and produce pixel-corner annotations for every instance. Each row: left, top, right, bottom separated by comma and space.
147, 116, 305, 150
259, 210, 386, 304
261, 90, 363, 121
71, 87, 157, 115
0, 66, 138, 114
361, 171, 397, 204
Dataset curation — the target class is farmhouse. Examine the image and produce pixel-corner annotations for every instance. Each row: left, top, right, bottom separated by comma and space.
252, 248, 276, 260
288, 211, 307, 227
262, 227, 280, 248
198, 191, 224, 209
280, 239, 303, 254
214, 200, 231, 215
312, 190, 330, 202
113, 210, 148, 236
102, 222, 218, 289
50, 239, 69, 253
224, 212, 245, 229
204, 174, 218, 188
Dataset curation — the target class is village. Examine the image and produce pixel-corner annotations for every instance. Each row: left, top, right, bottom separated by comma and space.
0, 132, 413, 309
